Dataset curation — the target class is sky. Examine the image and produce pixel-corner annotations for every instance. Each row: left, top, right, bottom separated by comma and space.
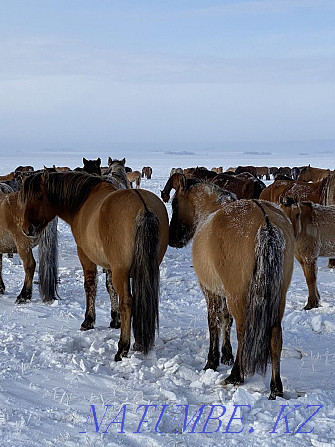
0, 0, 334, 153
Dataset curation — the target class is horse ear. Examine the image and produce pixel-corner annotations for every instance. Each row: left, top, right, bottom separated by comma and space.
83, 157, 87, 164
121, 158, 126, 165
179, 174, 187, 191
108, 157, 112, 166
97, 157, 101, 166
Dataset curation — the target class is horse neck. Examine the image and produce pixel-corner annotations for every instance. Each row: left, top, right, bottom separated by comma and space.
191, 185, 224, 222
162, 175, 175, 196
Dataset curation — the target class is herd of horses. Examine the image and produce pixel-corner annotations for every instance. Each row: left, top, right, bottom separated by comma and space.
1, 158, 334, 400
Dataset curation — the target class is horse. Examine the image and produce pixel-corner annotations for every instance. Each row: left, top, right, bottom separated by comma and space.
169, 167, 183, 177
297, 165, 333, 183
0, 191, 58, 303
274, 167, 292, 178
105, 158, 129, 189
169, 176, 294, 399
74, 158, 102, 176
259, 175, 335, 206
260, 175, 335, 269
20, 170, 169, 360
141, 166, 153, 179
160, 171, 265, 203
15, 165, 34, 173
235, 166, 257, 177
126, 171, 141, 188
161, 172, 195, 202
280, 198, 335, 310
211, 167, 223, 174
255, 166, 270, 181
211, 173, 265, 199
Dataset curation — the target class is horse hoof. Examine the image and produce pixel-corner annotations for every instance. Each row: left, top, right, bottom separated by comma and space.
15, 296, 31, 304
303, 303, 320, 310
110, 320, 121, 329
224, 374, 243, 386
80, 323, 94, 331
114, 353, 122, 362
268, 391, 283, 400
203, 362, 217, 371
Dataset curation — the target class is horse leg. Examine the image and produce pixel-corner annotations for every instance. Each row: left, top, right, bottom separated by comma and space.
328, 258, 335, 268
298, 257, 320, 310
112, 269, 132, 361
0, 254, 5, 294
200, 284, 221, 370
78, 248, 98, 330
221, 297, 234, 365
15, 246, 36, 304
105, 269, 121, 329
224, 324, 244, 385
269, 325, 283, 400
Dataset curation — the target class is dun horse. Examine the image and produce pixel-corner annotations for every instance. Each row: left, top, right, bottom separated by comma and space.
281, 198, 335, 310
169, 176, 294, 399
0, 191, 58, 303
20, 170, 169, 360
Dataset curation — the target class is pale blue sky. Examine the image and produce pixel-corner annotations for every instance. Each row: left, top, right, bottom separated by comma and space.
0, 1, 334, 152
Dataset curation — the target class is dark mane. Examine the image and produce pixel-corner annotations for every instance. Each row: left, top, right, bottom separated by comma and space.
22, 171, 104, 213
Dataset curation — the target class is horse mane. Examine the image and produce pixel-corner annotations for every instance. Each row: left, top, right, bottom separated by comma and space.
185, 178, 237, 203
21, 171, 104, 212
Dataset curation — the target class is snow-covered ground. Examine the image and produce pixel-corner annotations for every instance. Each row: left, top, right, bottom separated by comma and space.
0, 148, 335, 447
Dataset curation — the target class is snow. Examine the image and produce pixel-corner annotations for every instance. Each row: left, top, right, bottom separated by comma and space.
0, 148, 335, 446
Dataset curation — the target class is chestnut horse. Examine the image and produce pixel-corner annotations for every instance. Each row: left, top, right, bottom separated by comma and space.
0, 191, 58, 303
281, 198, 335, 310
126, 171, 141, 188
20, 170, 169, 360
259, 175, 335, 206
297, 165, 333, 183
169, 177, 294, 399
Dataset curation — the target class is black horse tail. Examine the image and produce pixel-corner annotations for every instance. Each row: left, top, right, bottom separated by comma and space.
38, 217, 59, 302
131, 207, 160, 354
241, 205, 285, 377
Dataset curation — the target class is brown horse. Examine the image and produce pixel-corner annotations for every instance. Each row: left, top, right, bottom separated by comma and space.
297, 165, 333, 182
255, 166, 270, 180
126, 171, 141, 188
20, 170, 169, 360
281, 198, 335, 310
169, 176, 294, 399
161, 171, 265, 203
141, 166, 153, 179
74, 157, 102, 176
259, 175, 335, 205
0, 191, 58, 303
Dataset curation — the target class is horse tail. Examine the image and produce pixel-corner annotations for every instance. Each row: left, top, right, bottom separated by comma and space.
241, 201, 285, 377
38, 217, 59, 302
131, 196, 160, 354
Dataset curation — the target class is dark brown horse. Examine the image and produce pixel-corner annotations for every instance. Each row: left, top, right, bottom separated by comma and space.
75, 158, 102, 175
20, 170, 169, 360
169, 176, 294, 399
141, 166, 153, 179
0, 191, 58, 303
